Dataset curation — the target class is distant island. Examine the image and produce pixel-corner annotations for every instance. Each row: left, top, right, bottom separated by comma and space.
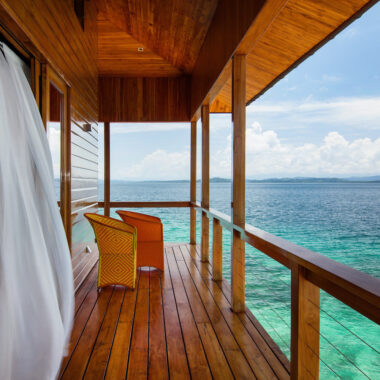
101, 175, 380, 183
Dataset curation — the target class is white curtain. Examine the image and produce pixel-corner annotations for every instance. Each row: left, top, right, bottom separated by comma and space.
0, 45, 74, 379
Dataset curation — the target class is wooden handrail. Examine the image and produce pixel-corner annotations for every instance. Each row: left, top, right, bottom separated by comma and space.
98, 199, 380, 323
192, 201, 380, 324
96, 198, 378, 377
98, 201, 191, 208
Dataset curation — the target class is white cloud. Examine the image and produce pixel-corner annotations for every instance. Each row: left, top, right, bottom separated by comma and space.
109, 122, 380, 180
115, 149, 189, 180
247, 96, 380, 131
322, 74, 341, 83
104, 122, 189, 134
241, 123, 380, 177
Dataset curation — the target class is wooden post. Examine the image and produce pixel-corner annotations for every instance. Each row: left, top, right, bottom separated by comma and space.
291, 265, 320, 379
201, 104, 210, 262
231, 54, 246, 312
104, 122, 110, 217
190, 120, 197, 245
212, 218, 223, 280
63, 86, 72, 251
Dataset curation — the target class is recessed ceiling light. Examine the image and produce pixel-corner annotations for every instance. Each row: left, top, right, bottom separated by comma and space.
138, 47, 144, 52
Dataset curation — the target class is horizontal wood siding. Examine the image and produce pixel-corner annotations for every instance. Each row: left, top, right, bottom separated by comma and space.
99, 76, 190, 122
0, 0, 99, 287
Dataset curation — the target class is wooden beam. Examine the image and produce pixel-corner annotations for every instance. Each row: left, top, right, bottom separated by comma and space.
231, 54, 246, 312
104, 121, 110, 217
291, 265, 320, 380
190, 0, 265, 118
212, 218, 223, 281
99, 77, 190, 122
99, 201, 190, 208
190, 120, 197, 245
199, 0, 289, 115
63, 86, 72, 250
201, 104, 210, 262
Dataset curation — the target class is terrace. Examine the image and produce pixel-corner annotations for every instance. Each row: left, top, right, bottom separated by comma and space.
0, 0, 379, 378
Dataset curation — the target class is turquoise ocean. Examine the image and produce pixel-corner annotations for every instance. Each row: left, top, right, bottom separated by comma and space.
98, 181, 379, 379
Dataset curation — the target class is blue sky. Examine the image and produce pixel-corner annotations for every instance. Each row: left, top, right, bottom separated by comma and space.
98, 3, 380, 180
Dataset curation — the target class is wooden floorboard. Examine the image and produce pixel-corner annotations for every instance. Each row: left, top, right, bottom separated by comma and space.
188, 244, 290, 378
59, 243, 290, 380
105, 272, 141, 380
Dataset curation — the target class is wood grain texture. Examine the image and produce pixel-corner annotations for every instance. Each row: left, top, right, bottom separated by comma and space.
190, 121, 197, 245
0, 0, 99, 286
231, 55, 246, 313
97, 14, 181, 77
183, 244, 290, 379
194, 203, 380, 324
104, 122, 110, 217
96, 0, 218, 74
291, 265, 320, 379
232, 55, 246, 227
148, 269, 169, 379
201, 212, 209, 263
98, 201, 191, 208
212, 218, 223, 281
0, 0, 98, 121
190, 0, 265, 117
211, 0, 374, 112
201, 105, 210, 262
201, 105, 210, 209
99, 76, 190, 122
60, 244, 288, 380
42, 65, 72, 249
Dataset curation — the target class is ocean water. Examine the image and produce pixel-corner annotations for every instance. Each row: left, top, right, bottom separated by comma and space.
100, 181, 380, 378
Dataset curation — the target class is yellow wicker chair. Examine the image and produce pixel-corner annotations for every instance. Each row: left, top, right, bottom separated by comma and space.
84, 213, 137, 290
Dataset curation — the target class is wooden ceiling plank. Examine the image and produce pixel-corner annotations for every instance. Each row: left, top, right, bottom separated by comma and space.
211, 0, 376, 113
96, 0, 218, 74
97, 16, 182, 77
190, 0, 266, 118
245, 0, 375, 106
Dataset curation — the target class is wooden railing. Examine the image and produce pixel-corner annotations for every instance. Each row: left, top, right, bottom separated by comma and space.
98, 201, 191, 208
100, 200, 380, 378
192, 202, 380, 379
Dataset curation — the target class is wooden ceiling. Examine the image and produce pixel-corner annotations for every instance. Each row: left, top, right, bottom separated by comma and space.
96, 0, 218, 76
97, 14, 182, 77
210, 0, 374, 112
94, 0, 376, 120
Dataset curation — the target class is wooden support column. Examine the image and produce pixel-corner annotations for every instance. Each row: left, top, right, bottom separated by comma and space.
201, 104, 210, 262
190, 120, 197, 244
212, 218, 223, 280
291, 265, 320, 379
231, 54, 246, 312
104, 122, 110, 217
63, 87, 71, 250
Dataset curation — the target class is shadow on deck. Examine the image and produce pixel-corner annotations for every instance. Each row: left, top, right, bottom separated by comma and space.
59, 243, 290, 379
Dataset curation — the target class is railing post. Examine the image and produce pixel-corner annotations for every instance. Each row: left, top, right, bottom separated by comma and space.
190, 120, 197, 245
104, 121, 110, 217
212, 218, 223, 280
231, 54, 246, 312
63, 86, 72, 250
291, 264, 320, 379
201, 104, 210, 262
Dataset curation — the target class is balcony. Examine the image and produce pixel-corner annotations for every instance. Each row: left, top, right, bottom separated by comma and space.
60, 243, 290, 379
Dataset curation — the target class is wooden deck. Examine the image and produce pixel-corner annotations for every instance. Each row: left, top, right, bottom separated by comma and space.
59, 243, 290, 380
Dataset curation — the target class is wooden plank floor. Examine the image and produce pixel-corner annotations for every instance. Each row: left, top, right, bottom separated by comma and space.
59, 243, 290, 380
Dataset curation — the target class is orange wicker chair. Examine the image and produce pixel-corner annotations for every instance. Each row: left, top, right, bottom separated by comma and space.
84, 213, 137, 289
116, 210, 164, 271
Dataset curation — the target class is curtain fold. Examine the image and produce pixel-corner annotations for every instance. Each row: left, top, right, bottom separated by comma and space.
0, 45, 74, 380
